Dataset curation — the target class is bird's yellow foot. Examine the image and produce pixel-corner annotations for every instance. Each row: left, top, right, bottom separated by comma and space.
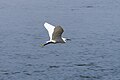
40, 44, 45, 47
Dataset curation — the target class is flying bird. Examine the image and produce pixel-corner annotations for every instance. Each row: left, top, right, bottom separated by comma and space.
41, 22, 70, 46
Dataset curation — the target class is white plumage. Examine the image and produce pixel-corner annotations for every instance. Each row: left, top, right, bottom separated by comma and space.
42, 22, 70, 46
44, 22, 55, 41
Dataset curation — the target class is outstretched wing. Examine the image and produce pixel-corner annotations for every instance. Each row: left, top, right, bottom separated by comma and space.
44, 22, 55, 40
52, 26, 65, 43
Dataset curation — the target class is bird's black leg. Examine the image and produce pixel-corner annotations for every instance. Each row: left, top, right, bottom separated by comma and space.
41, 42, 54, 47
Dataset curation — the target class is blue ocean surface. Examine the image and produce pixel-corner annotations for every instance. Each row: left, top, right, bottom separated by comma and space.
0, 0, 120, 80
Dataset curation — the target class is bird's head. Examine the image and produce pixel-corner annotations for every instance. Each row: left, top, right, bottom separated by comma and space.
62, 37, 71, 42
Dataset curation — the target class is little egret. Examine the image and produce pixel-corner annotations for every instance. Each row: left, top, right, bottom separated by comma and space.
41, 22, 70, 46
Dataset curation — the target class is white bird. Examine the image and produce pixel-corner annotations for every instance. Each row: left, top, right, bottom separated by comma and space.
42, 22, 70, 46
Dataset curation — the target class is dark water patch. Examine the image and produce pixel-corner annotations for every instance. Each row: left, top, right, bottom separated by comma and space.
64, 73, 102, 80
33, 70, 46, 76
99, 68, 114, 72
25, 64, 33, 67
24, 73, 31, 76
112, 38, 120, 42
23, 71, 32, 76
84, 6, 94, 8
0, 70, 8, 72
79, 75, 101, 79
71, 5, 97, 11
49, 65, 60, 68
33, 70, 45, 73
0, 70, 10, 75
2, 72, 9, 75
74, 63, 95, 67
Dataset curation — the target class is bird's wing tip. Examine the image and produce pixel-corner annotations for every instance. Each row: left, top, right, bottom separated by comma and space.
44, 22, 55, 28
44, 22, 51, 27
44, 22, 48, 24
44, 21, 50, 25
43, 22, 55, 40
44, 22, 48, 26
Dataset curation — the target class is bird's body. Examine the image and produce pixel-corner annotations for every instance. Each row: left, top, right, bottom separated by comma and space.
52, 26, 65, 43
42, 22, 69, 46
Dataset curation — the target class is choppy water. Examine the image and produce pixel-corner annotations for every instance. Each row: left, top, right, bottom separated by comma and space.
0, 0, 120, 80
